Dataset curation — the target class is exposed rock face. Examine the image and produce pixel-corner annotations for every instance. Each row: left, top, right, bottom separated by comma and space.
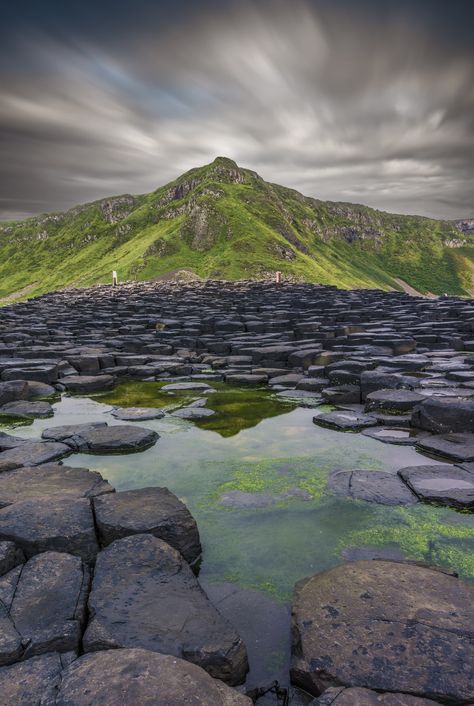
83, 534, 249, 685
55, 648, 252, 706
92, 486, 201, 565
291, 560, 474, 702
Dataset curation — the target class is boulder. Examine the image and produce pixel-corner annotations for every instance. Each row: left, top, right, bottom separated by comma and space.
0, 380, 29, 406
0, 463, 113, 507
83, 534, 248, 685
328, 469, 418, 505
291, 560, 474, 702
92, 487, 201, 565
398, 464, 474, 509
321, 385, 361, 404
0, 652, 65, 706
0, 497, 99, 562
360, 371, 419, 400
41, 422, 158, 453
54, 648, 252, 706
411, 396, 474, 433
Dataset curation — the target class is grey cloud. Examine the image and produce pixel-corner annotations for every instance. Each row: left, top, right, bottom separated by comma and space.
0, 0, 472, 220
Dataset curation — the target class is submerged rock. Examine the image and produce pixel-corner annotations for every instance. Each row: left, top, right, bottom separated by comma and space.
111, 406, 165, 420
291, 560, 474, 701
83, 534, 249, 685
328, 469, 418, 505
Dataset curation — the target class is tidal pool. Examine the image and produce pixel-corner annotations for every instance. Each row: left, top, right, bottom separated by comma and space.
12, 382, 474, 692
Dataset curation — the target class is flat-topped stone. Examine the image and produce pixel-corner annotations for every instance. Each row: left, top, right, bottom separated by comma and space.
54, 649, 252, 706
328, 469, 418, 505
0, 463, 113, 507
0, 400, 53, 418
314, 411, 377, 432
0, 496, 99, 562
398, 464, 474, 509
411, 396, 474, 433
0, 441, 71, 470
365, 388, 426, 414
41, 422, 158, 453
291, 560, 474, 701
60, 374, 114, 393
416, 432, 474, 462
110, 406, 165, 420
83, 534, 248, 685
161, 381, 214, 392
92, 486, 201, 565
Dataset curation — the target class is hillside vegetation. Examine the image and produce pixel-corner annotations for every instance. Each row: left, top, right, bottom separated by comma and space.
0, 156, 472, 299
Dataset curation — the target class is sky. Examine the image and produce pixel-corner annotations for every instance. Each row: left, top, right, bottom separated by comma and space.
0, 0, 473, 221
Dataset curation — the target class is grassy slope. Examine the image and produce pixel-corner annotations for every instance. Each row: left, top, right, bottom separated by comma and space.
0, 157, 472, 298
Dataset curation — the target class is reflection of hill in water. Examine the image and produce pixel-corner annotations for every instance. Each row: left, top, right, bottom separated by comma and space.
93, 380, 297, 439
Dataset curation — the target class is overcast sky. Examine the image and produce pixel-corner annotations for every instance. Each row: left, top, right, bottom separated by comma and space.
1, 0, 473, 221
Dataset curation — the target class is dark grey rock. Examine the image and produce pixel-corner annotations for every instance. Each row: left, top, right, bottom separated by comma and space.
362, 427, 429, 446
365, 388, 426, 414
9, 551, 89, 659
291, 560, 474, 701
313, 411, 377, 432
219, 491, 278, 509
398, 464, 474, 509
41, 422, 158, 453
0, 652, 66, 706
161, 381, 215, 392
25, 381, 57, 399
111, 406, 165, 420
313, 687, 443, 705
321, 385, 360, 404
83, 534, 249, 685
0, 463, 113, 507
0, 441, 71, 469
55, 648, 252, 706
60, 374, 114, 393
0, 497, 99, 562
0, 380, 29, 406
172, 405, 215, 418
92, 486, 201, 565
328, 469, 418, 505
416, 432, 474, 462
411, 396, 474, 433
0, 541, 25, 576
0, 400, 53, 418
225, 374, 267, 385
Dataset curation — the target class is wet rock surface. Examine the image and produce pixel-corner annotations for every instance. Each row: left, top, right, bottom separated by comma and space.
328, 469, 418, 505
54, 648, 252, 706
291, 560, 474, 702
92, 486, 202, 564
398, 463, 474, 509
313, 687, 444, 705
83, 534, 249, 685
41, 422, 158, 453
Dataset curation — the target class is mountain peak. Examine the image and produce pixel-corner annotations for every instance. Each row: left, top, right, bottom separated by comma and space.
211, 156, 239, 169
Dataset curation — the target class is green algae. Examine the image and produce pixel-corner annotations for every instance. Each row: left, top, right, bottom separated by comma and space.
90, 380, 195, 410
337, 504, 474, 580
0, 413, 33, 428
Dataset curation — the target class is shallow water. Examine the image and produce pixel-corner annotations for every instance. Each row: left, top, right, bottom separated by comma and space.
10, 382, 474, 691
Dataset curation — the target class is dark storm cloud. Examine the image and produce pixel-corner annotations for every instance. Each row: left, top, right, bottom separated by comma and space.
0, 0, 473, 220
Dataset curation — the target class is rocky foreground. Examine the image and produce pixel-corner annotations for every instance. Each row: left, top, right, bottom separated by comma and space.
0, 279, 473, 705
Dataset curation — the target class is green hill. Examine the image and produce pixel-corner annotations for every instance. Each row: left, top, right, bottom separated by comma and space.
0, 156, 472, 299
